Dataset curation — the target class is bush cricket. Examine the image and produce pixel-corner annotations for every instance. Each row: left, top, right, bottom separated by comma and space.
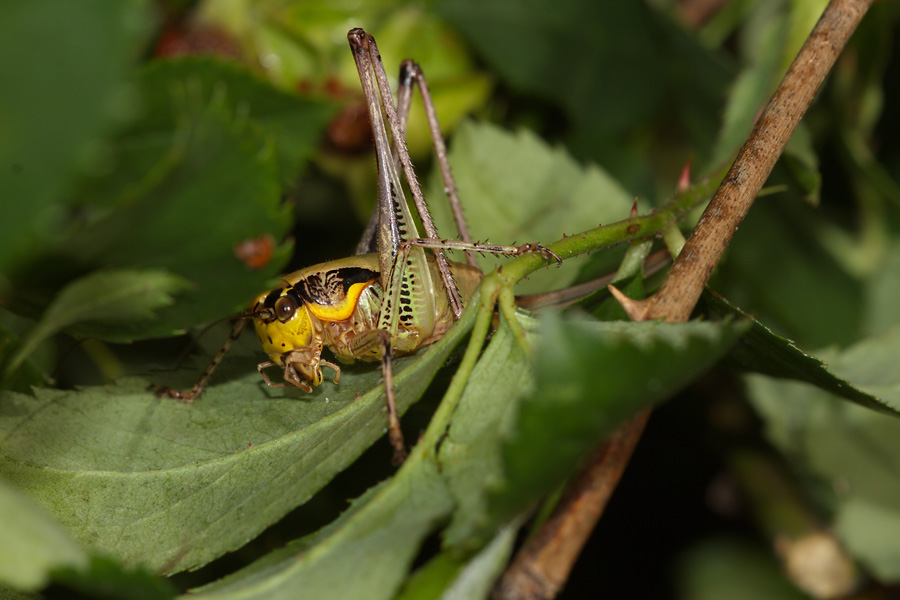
154, 28, 559, 463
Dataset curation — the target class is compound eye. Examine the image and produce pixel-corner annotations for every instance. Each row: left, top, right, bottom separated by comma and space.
274, 295, 299, 323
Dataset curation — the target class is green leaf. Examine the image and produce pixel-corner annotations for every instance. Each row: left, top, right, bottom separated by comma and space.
782, 124, 821, 205
436, 0, 730, 188
436, 525, 516, 600
675, 537, 806, 600
0, 0, 151, 278
703, 1, 822, 203
0, 478, 88, 591
818, 326, 900, 415
783, 0, 830, 76
710, 199, 864, 348
194, 5, 487, 159
490, 315, 748, 522
702, 290, 896, 414
89, 57, 338, 196
0, 307, 472, 574
747, 324, 900, 580
177, 307, 527, 600
438, 314, 533, 548
863, 240, 900, 336
12, 90, 295, 338
708, 1, 787, 167
0, 587, 37, 600
188, 482, 388, 595
0, 325, 45, 393
5, 53, 339, 340
53, 556, 176, 600
4, 269, 190, 378
59, 270, 193, 341
396, 553, 464, 600
428, 121, 636, 295
188, 461, 452, 600
396, 525, 517, 600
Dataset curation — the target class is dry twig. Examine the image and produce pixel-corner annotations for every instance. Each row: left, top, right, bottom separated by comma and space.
494, 1, 874, 597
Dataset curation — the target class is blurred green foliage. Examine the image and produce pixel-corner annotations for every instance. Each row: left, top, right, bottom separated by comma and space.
2, 0, 900, 598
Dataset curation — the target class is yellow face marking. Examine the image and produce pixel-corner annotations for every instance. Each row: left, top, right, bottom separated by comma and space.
251, 290, 315, 365
306, 280, 374, 323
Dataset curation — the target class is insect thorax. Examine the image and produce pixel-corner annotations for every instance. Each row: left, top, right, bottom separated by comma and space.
249, 254, 483, 367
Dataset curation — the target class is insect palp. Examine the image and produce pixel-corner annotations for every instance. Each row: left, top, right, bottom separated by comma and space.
322, 360, 341, 384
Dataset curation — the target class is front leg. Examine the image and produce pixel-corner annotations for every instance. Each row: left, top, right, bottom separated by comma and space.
257, 360, 313, 393
257, 347, 341, 393
152, 318, 249, 402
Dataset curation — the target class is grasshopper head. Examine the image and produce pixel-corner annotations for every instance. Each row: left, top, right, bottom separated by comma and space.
250, 287, 319, 375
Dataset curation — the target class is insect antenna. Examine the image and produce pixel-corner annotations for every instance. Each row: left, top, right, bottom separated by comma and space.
515, 249, 671, 311
157, 313, 247, 373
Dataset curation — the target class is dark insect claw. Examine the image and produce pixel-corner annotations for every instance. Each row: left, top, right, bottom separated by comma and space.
148, 383, 196, 403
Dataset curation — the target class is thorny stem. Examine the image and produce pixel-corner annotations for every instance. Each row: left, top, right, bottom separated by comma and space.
499, 284, 529, 355
414, 142, 725, 454
643, 0, 874, 323
417, 282, 496, 461
494, 1, 874, 598
495, 165, 723, 291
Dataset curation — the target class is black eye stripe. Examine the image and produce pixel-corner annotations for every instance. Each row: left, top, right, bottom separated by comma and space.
263, 288, 283, 310
262, 287, 305, 323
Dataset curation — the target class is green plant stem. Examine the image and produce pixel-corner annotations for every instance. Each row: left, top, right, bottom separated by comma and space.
498, 284, 529, 356
494, 2, 875, 598
418, 282, 496, 461
416, 159, 724, 461
497, 167, 724, 290
645, 0, 875, 324
731, 446, 858, 599
662, 222, 686, 257
719, 395, 860, 599
613, 240, 653, 283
